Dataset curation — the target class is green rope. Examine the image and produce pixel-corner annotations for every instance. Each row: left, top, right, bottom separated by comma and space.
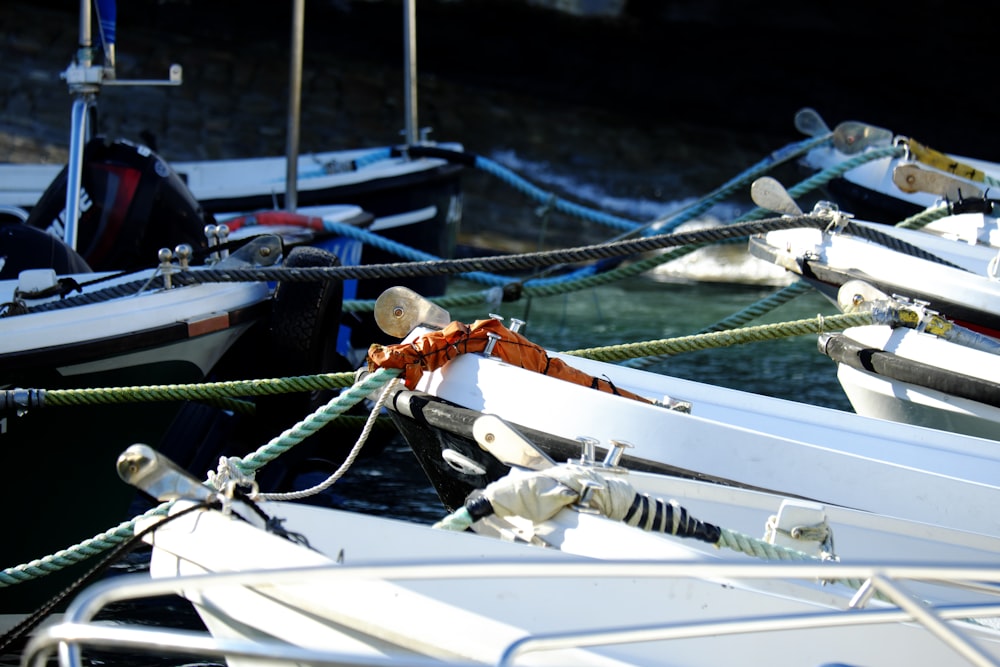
622, 280, 817, 370
339, 146, 908, 316
717, 527, 876, 596
564, 311, 874, 362
35, 372, 356, 407
895, 202, 953, 230
0, 505, 168, 587
0, 142, 917, 592
0, 369, 401, 587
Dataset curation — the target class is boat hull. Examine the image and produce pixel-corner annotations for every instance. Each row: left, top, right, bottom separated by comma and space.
2, 143, 465, 301
747, 221, 1000, 338
0, 263, 274, 614
819, 325, 1000, 440
379, 331, 1000, 537
801, 144, 998, 224
130, 499, 1000, 667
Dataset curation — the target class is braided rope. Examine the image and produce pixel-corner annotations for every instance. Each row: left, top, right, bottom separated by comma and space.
564, 311, 874, 362
254, 377, 400, 501
209, 369, 401, 481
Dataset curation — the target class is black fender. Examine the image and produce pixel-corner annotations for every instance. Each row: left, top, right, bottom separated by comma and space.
0, 221, 92, 279
250, 245, 355, 490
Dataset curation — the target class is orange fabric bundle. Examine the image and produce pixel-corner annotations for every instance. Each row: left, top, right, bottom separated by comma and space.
367, 318, 650, 404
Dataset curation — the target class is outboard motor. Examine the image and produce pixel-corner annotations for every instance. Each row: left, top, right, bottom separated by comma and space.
25, 137, 210, 271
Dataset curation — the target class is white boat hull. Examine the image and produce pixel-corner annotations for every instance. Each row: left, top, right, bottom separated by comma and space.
117, 498, 1000, 667
747, 217, 1000, 337
820, 324, 1000, 440
381, 323, 1000, 537
801, 141, 1000, 223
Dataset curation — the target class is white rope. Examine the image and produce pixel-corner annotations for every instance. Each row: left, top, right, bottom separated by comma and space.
208, 455, 258, 493
254, 378, 399, 501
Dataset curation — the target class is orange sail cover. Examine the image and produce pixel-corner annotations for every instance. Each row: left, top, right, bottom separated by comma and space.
367, 318, 650, 404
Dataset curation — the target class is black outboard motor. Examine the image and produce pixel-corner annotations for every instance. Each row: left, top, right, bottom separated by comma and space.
25, 137, 210, 271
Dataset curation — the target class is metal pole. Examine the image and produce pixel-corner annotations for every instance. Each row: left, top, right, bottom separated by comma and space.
64, 0, 96, 251
402, 0, 418, 145
285, 0, 304, 212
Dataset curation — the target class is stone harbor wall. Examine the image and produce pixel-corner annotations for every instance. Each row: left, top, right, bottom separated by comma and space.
2, 0, 997, 165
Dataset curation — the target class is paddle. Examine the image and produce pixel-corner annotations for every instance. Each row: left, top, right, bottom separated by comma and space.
792, 107, 832, 137
892, 163, 984, 200
831, 120, 894, 155
749, 176, 804, 216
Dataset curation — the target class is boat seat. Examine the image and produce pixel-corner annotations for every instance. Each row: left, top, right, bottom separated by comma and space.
0, 221, 92, 280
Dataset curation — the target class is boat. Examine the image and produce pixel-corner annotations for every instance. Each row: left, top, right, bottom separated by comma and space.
794, 108, 1000, 224
10, 137, 464, 308
362, 286, 1000, 538
745, 178, 1000, 339
19, 443, 1000, 667
819, 323, 1000, 440
0, 0, 465, 346
0, 190, 385, 613
806, 279, 1000, 440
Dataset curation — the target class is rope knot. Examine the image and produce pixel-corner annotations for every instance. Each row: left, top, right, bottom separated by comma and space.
207, 455, 259, 498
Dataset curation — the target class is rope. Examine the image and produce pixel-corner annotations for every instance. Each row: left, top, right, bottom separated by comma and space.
0, 137, 941, 596
697, 280, 815, 334
332, 145, 911, 316
0, 506, 167, 587
434, 134, 832, 239
714, 527, 873, 594
36, 373, 355, 407
253, 377, 400, 501
621, 280, 816, 370
895, 202, 955, 230
207, 369, 400, 482
844, 221, 967, 270
563, 311, 874, 362
166, 216, 830, 287
0, 369, 401, 587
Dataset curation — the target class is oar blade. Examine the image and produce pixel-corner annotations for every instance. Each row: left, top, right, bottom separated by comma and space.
793, 107, 831, 137
832, 121, 893, 154
374, 286, 452, 338
892, 164, 984, 199
750, 177, 803, 216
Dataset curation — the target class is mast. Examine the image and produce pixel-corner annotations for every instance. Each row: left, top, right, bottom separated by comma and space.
285, 0, 305, 212
402, 0, 418, 146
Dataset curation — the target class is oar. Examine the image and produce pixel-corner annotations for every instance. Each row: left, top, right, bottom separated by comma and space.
903, 138, 1000, 189
373, 285, 452, 338
793, 107, 832, 137
749, 176, 804, 216
892, 163, 984, 200
831, 120, 894, 155
823, 115, 999, 190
